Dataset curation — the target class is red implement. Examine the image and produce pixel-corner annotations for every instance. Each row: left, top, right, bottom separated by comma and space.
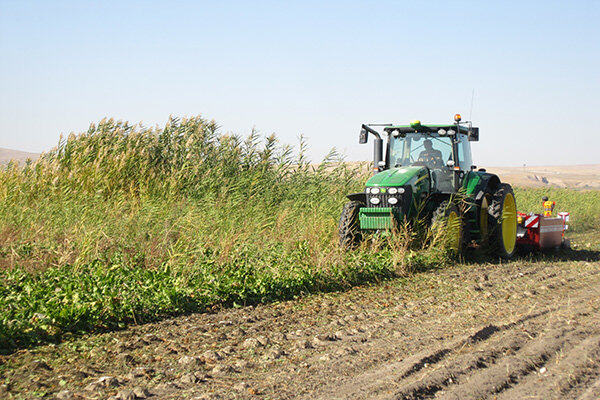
517, 211, 569, 249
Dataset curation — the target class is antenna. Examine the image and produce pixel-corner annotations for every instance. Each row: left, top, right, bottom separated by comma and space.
469, 88, 475, 121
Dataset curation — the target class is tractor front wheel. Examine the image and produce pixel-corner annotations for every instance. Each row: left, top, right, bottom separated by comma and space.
339, 201, 363, 249
488, 183, 517, 259
431, 201, 464, 254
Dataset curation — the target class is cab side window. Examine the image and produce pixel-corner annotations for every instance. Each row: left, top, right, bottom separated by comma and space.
457, 134, 473, 171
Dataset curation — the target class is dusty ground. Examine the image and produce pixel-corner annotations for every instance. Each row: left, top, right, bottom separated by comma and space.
489, 164, 600, 189
1, 233, 600, 400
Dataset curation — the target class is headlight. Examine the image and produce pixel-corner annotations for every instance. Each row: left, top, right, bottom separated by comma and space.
365, 187, 371, 194
388, 197, 398, 205
398, 188, 405, 194
369, 197, 380, 205
388, 187, 398, 194
371, 188, 380, 194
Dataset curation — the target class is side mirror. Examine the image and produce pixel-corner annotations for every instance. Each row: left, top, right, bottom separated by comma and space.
468, 127, 479, 141
359, 128, 368, 144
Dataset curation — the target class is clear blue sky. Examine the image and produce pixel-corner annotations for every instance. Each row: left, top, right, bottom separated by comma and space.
1, 0, 599, 166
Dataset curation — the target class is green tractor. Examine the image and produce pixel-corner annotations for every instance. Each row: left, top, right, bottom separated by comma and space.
339, 114, 517, 258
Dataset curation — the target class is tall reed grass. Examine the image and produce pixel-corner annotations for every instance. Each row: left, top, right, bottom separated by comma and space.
0, 116, 444, 351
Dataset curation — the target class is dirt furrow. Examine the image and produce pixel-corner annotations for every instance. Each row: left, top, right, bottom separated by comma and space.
497, 334, 600, 399
437, 327, 578, 399
389, 329, 531, 399
1, 257, 600, 400
311, 321, 527, 400
578, 376, 600, 400
306, 264, 600, 400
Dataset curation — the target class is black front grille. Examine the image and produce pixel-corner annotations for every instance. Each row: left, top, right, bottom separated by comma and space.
366, 193, 397, 208
366, 186, 412, 210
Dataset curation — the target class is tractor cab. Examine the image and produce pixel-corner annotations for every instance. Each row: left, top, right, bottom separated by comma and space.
360, 114, 479, 193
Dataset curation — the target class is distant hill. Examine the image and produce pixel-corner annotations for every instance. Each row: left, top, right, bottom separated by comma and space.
0, 147, 40, 165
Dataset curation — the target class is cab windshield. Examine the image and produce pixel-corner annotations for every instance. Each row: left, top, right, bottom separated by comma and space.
388, 133, 453, 170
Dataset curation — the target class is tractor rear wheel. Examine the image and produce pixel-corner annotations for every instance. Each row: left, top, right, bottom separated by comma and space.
339, 201, 363, 249
488, 183, 517, 259
431, 201, 464, 253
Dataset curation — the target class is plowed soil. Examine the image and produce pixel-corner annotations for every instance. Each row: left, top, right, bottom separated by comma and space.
2, 236, 600, 400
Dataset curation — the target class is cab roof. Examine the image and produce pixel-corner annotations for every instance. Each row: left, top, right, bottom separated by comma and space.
382, 124, 474, 134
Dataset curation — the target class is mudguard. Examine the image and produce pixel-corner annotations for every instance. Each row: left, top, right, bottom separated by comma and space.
462, 171, 500, 200
346, 193, 367, 203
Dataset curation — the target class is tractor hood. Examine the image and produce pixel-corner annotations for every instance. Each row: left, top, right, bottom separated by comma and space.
365, 166, 425, 187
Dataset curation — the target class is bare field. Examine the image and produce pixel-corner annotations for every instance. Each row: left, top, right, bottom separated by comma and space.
2, 234, 599, 400
489, 164, 600, 189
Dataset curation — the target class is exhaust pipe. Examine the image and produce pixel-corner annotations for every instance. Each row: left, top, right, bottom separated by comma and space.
373, 137, 383, 174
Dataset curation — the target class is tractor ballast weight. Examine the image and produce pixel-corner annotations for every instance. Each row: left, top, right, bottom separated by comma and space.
339, 115, 519, 259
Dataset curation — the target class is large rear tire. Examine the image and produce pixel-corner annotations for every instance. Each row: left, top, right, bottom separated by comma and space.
339, 201, 363, 249
488, 183, 517, 259
431, 201, 464, 254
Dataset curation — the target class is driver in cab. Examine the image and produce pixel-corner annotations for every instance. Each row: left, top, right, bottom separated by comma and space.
417, 139, 444, 169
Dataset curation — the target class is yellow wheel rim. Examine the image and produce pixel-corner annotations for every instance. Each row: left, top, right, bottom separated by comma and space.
501, 193, 517, 254
446, 210, 462, 251
480, 196, 489, 240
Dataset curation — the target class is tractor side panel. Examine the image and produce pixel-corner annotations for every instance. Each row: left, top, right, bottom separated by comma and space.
462, 171, 482, 196
462, 172, 500, 198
